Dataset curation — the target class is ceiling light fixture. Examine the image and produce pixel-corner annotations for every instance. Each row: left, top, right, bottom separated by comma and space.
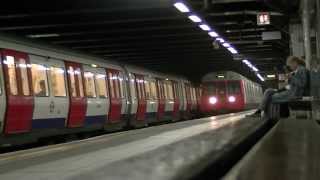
173, 2, 190, 13
208, 31, 219, 37
188, 15, 202, 23
199, 24, 211, 31
227, 47, 238, 54
257, 73, 265, 81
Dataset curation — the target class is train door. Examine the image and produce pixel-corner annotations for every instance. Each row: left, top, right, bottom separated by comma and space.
65, 61, 87, 128
1, 49, 34, 134
83, 66, 108, 126
135, 74, 147, 121
172, 81, 180, 120
30, 55, 68, 129
180, 82, 187, 114
163, 80, 174, 120
156, 79, 165, 120
106, 69, 122, 123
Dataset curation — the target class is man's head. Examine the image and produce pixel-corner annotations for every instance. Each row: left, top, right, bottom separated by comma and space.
286, 56, 305, 71
39, 80, 46, 90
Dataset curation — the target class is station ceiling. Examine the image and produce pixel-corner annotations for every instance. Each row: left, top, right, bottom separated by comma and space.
1, 0, 299, 82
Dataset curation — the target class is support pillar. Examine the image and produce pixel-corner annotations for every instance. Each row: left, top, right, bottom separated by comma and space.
302, 0, 312, 69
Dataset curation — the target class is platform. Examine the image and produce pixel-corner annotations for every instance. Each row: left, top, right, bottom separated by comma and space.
224, 117, 320, 180
0, 111, 267, 180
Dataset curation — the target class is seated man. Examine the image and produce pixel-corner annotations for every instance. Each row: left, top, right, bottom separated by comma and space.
251, 56, 308, 117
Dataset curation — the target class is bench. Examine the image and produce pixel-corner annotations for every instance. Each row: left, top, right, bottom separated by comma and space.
264, 70, 315, 121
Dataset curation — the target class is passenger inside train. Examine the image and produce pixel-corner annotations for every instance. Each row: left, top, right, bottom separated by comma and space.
36, 80, 47, 97
250, 56, 309, 117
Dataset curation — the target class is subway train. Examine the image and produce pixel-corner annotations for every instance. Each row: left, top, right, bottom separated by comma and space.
0, 36, 201, 146
200, 71, 263, 114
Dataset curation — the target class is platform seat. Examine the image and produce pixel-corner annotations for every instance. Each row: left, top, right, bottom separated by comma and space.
288, 96, 313, 111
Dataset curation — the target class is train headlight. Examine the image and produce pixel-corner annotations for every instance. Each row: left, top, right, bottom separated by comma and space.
228, 96, 236, 103
209, 96, 217, 104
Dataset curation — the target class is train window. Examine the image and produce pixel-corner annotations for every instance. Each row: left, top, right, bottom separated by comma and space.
18, 58, 30, 96
144, 80, 151, 99
84, 72, 96, 98
228, 81, 241, 95
50, 67, 66, 97
108, 72, 115, 98
129, 74, 136, 100
67, 66, 77, 97
167, 82, 174, 99
75, 68, 84, 97
163, 83, 168, 99
118, 72, 125, 98
114, 74, 120, 98
31, 64, 49, 97
5, 56, 18, 95
95, 74, 108, 98
149, 81, 157, 99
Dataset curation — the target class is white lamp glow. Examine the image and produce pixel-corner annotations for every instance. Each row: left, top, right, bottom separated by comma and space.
199, 24, 211, 31
208, 31, 219, 37
173, 2, 190, 13
188, 15, 202, 22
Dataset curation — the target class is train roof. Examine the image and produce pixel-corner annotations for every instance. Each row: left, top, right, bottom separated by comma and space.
0, 33, 189, 82
202, 71, 261, 86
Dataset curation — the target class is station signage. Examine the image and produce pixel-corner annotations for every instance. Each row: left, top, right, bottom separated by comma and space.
257, 12, 270, 26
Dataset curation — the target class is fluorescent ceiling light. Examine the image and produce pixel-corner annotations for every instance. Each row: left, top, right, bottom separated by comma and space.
188, 15, 202, 23
217, 75, 225, 78
199, 24, 211, 31
267, 74, 276, 78
208, 31, 219, 37
222, 43, 230, 47
216, 38, 225, 43
227, 47, 238, 54
27, 34, 60, 38
174, 2, 190, 13
257, 73, 265, 81
242, 59, 250, 64
251, 66, 259, 72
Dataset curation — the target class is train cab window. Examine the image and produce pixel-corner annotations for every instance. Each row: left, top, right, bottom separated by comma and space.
31, 64, 49, 97
50, 67, 66, 97
95, 74, 108, 98
5, 56, 18, 95
75, 68, 84, 97
84, 72, 96, 98
18, 58, 30, 96
228, 81, 241, 95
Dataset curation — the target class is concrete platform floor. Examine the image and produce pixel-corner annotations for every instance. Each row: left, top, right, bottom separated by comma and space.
224, 117, 320, 180
0, 110, 265, 180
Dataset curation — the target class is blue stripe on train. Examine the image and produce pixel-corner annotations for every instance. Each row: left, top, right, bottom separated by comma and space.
85, 115, 106, 125
32, 115, 107, 129
32, 118, 66, 129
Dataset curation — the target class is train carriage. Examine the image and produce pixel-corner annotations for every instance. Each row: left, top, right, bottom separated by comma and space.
0, 35, 199, 146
